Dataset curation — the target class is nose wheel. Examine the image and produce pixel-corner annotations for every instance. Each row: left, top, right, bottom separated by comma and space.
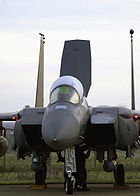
103, 150, 125, 188
65, 176, 75, 194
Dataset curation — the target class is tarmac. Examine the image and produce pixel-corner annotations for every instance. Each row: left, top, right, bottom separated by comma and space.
0, 184, 140, 196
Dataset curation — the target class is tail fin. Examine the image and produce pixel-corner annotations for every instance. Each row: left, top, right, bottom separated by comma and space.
60, 40, 91, 97
35, 33, 45, 107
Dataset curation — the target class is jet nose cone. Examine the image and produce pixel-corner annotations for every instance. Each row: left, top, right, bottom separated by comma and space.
42, 109, 80, 150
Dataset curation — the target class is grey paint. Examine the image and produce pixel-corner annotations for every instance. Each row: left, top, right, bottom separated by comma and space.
20, 107, 46, 125
89, 106, 139, 150
91, 114, 116, 124
118, 116, 138, 149
42, 109, 80, 150
14, 121, 29, 148
42, 98, 89, 150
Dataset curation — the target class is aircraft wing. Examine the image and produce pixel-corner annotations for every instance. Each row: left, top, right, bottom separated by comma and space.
2, 121, 15, 130
0, 112, 17, 121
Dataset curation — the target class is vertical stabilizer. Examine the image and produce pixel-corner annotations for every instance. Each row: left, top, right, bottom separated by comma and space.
35, 33, 45, 107
60, 40, 91, 97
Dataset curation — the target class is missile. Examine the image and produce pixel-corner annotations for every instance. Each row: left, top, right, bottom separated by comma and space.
0, 136, 8, 157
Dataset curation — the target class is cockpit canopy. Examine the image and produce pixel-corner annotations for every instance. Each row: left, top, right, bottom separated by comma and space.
50, 85, 80, 104
50, 75, 84, 104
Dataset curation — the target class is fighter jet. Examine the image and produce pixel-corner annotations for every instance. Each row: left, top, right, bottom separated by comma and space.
0, 32, 140, 194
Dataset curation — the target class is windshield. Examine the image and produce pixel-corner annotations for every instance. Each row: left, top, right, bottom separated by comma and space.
50, 85, 80, 104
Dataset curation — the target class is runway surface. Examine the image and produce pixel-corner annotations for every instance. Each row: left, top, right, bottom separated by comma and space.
0, 184, 140, 196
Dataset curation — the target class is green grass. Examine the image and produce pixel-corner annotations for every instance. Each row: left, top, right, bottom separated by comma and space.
1, 133, 140, 184
0, 150, 140, 184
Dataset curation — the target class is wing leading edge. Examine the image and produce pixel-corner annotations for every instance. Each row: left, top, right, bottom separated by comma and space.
0, 112, 17, 121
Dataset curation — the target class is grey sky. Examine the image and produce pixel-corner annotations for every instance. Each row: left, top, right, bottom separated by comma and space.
0, 0, 140, 112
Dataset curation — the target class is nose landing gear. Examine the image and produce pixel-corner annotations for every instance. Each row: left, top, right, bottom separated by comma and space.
65, 148, 76, 194
65, 174, 75, 194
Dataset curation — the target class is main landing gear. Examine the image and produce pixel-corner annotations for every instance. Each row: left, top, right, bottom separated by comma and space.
31, 152, 48, 189
102, 149, 125, 188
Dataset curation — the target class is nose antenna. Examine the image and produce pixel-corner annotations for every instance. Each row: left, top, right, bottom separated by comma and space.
130, 29, 135, 110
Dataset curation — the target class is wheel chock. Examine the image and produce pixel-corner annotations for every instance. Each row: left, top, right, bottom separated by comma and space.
30, 184, 47, 190
113, 184, 130, 190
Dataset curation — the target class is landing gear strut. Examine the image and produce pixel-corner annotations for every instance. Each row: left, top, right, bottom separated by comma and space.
65, 175, 75, 194
32, 153, 48, 186
102, 149, 125, 187
65, 148, 76, 194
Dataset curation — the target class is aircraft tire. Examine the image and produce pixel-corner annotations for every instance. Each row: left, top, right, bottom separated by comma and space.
114, 164, 125, 185
66, 177, 73, 194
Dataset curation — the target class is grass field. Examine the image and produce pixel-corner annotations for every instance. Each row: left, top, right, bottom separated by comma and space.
0, 150, 140, 184
0, 133, 140, 184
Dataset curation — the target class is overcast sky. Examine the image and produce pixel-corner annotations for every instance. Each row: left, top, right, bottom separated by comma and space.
0, 0, 140, 112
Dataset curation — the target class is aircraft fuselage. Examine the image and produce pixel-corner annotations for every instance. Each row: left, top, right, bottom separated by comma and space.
42, 98, 89, 150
